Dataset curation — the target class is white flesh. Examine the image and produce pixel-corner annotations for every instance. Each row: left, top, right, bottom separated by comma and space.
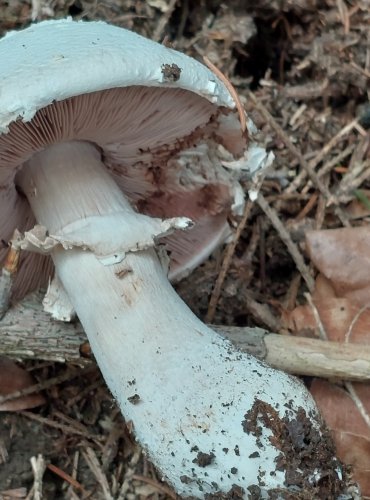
18, 141, 326, 498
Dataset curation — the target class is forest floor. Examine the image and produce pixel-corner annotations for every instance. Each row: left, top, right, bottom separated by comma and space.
0, 0, 369, 499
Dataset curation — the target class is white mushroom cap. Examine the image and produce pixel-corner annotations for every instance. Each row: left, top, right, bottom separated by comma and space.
0, 19, 234, 132
0, 19, 255, 299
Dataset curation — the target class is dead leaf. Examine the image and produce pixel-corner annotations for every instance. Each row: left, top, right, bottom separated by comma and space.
346, 190, 370, 219
306, 226, 370, 307
282, 225, 370, 495
284, 227, 370, 340
0, 357, 45, 411
283, 295, 370, 344
311, 379, 370, 497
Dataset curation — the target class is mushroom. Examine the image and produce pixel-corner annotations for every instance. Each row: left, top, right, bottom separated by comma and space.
0, 20, 351, 498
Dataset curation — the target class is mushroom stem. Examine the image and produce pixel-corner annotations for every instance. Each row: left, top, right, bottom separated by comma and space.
17, 141, 346, 498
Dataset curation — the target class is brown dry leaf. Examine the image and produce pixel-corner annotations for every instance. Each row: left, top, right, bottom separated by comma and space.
0, 357, 45, 411
283, 274, 370, 342
306, 226, 370, 307
284, 294, 370, 343
311, 379, 370, 497
285, 228, 370, 497
285, 227, 370, 339
346, 190, 370, 219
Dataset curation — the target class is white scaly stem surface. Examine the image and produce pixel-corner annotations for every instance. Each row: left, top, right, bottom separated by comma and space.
18, 141, 325, 498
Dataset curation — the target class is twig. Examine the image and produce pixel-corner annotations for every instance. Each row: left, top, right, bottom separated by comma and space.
243, 220, 260, 264
290, 119, 359, 194
243, 291, 281, 332
206, 169, 266, 323
294, 193, 319, 221
248, 91, 327, 192
25, 486, 34, 500
176, 0, 188, 39
117, 449, 142, 500
213, 325, 370, 381
282, 273, 301, 311
258, 216, 266, 291
47, 463, 85, 493
345, 304, 369, 343
337, 0, 350, 34
315, 193, 327, 230
20, 411, 104, 444
343, 304, 370, 431
335, 137, 370, 202
65, 379, 103, 408
82, 447, 113, 500
101, 419, 124, 473
30, 455, 45, 500
257, 193, 315, 291
350, 60, 370, 79
0, 439, 8, 464
152, 0, 178, 41
282, 79, 329, 101
248, 91, 353, 226
308, 143, 355, 190
132, 474, 177, 499
0, 365, 95, 405
206, 198, 253, 323
345, 381, 370, 428
305, 293, 328, 340
52, 410, 95, 433
0, 488, 27, 499
203, 55, 246, 133
67, 451, 81, 499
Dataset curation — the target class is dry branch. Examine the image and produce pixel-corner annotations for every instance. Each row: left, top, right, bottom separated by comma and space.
1, 294, 370, 381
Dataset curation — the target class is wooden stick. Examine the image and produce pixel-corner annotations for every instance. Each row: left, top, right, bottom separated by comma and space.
1, 294, 370, 381
0, 293, 88, 365
257, 192, 315, 292
214, 326, 370, 381
47, 463, 85, 493
206, 198, 254, 323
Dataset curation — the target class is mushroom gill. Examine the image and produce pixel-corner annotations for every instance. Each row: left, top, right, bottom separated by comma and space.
0, 86, 245, 298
